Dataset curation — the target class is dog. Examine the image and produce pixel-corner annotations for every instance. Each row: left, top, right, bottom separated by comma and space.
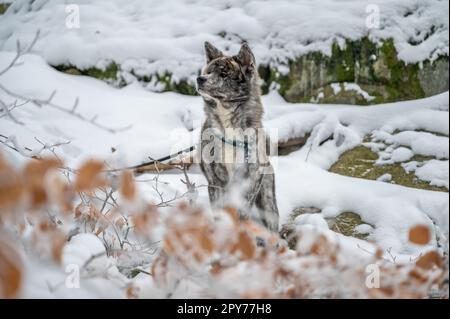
197, 41, 279, 232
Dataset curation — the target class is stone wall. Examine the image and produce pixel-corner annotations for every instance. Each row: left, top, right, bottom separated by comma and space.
260, 38, 449, 105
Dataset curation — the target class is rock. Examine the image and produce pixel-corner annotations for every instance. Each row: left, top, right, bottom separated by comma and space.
292, 207, 322, 215
280, 207, 322, 249
419, 58, 450, 97
278, 135, 310, 156
281, 207, 373, 248
63, 68, 82, 76
259, 38, 449, 105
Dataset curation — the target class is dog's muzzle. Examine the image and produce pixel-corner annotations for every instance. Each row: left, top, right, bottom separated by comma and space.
197, 76, 207, 87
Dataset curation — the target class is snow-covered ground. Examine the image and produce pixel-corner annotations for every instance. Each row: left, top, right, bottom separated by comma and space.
0, 0, 448, 85
1, 52, 448, 261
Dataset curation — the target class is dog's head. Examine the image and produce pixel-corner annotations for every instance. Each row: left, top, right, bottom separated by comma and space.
197, 42, 257, 103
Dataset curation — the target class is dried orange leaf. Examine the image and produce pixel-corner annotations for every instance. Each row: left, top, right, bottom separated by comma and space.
237, 230, 256, 260
0, 237, 23, 298
416, 251, 443, 270
51, 231, 67, 264
198, 231, 214, 254
120, 170, 136, 200
23, 158, 61, 208
310, 235, 330, 256
0, 169, 23, 209
223, 206, 239, 224
126, 284, 139, 299
75, 160, 105, 191
409, 225, 431, 245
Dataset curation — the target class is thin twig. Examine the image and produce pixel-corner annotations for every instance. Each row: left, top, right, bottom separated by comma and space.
0, 30, 40, 77
0, 84, 132, 133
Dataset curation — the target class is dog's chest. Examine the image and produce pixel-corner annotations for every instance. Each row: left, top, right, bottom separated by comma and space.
222, 143, 239, 178
215, 103, 234, 129
215, 103, 237, 176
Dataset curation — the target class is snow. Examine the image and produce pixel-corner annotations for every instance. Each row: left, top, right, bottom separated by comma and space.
1, 51, 448, 298
415, 160, 450, 190
0, 52, 203, 168
354, 224, 374, 235
0, 0, 448, 87
22, 234, 127, 298
372, 130, 449, 160
343, 83, 375, 102
377, 173, 392, 183
294, 213, 329, 231
391, 147, 414, 163
331, 83, 342, 95
275, 158, 448, 259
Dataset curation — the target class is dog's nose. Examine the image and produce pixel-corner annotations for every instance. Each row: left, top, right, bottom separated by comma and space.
197, 76, 207, 86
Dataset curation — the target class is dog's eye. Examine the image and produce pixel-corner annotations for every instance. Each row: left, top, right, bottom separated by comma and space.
219, 71, 227, 78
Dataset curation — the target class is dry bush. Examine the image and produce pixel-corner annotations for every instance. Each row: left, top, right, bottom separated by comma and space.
0, 153, 448, 299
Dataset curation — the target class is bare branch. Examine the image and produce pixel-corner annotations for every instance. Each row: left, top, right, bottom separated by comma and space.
0, 100, 30, 121
0, 30, 40, 76
0, 30, 132, 134
0, 100, 24, 125
0, 84, 132, 133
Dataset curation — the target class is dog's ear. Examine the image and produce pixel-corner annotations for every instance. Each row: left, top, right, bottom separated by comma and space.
204, 42, 223, 63
236, 42, 255, 73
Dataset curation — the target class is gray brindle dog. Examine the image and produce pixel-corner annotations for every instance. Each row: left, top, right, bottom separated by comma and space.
197, 42, 279, 232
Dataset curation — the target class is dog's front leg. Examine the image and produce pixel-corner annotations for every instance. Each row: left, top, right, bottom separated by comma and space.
228, 163, 263, 217
200, 161, 228, 207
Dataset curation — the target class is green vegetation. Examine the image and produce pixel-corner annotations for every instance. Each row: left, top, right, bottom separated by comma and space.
0, 3, 10, 15
55, 65, 198, 95
156, 73, 197, 96
329, 212, 371, 240
329, 146, 447, 192
85, 63, 119, 81
56, 62, 119, 81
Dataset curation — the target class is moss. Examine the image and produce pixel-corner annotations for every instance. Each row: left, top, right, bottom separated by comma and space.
85, 62, 118, 81
329, 146, 447, 192
55, 63, 118, 81
332, 41, 355, 82
330, 212, 371, 240
0, 3, 10, 14
258, 65, 274, 95
376, 40, 425, 101
258, 64, 292, 97
55, 64, 198, 95
156, 73, 197, 96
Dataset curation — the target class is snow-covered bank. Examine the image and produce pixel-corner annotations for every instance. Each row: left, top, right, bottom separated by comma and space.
0, 0, 448, 83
